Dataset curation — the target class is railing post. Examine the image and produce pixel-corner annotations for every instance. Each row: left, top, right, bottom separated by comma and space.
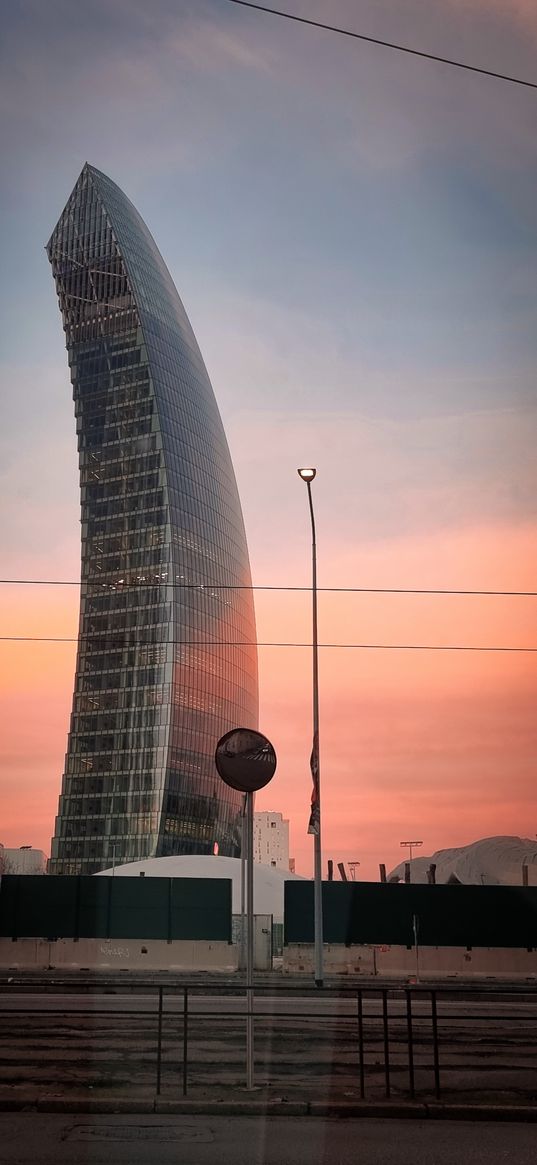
431, 989, 441, 1099
382, 989, 390, 1098
357, 989, 365, 1098
406, 989, 415, 1098
156, 985, 163, 1095
182, 985, 188, 1097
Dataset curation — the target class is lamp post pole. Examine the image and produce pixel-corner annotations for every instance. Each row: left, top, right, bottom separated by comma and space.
240, 793, 248, 972
215, 728, 277, 1091
298, 467, 324, 988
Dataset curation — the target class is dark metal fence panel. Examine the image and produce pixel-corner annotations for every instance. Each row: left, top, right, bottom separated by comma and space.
0, 875, 232, 941
77, 876, 113, 938
284, 881, 537, 948
109, 877, 169, 940
170, 877, 232, 942
0, 876, 78, 939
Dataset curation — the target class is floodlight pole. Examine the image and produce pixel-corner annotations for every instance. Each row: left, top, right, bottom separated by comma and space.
299, 469, 324, 988
400, 840, 423, 869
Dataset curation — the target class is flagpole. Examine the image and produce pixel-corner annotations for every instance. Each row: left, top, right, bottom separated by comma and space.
298, 468, 324, 988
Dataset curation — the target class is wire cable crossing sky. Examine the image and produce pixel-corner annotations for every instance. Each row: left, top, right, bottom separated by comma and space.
1, 580, 536, 598
226, 0, 537, 90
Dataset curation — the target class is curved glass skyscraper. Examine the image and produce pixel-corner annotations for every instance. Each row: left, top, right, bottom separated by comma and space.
47, 164, 258, 875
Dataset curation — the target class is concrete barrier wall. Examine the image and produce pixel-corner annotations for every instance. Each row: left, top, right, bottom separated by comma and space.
376, 944, 537, 980
283, 943, 537, 979
284, 944, 376, 975
0, 937, 238, 972
5, 937, 536, 978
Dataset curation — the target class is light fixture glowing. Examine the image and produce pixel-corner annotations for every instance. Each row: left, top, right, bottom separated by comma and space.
297, 467, 316, 482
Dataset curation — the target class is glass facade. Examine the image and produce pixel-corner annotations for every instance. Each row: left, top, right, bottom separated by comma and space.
46, 164, 258, 875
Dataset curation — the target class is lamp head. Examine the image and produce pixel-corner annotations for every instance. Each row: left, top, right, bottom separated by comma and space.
297, 467, 316, 483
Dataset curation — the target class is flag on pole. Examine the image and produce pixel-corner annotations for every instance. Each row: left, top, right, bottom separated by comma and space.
308, 731, 320, 836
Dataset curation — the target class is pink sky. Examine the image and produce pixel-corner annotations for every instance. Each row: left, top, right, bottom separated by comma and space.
1, 520, 535, 878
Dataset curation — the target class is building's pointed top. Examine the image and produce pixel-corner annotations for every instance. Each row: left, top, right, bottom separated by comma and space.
84, 162, 106, 179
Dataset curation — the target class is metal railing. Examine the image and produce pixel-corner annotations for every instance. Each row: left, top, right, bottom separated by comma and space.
1, 978, 536, 1102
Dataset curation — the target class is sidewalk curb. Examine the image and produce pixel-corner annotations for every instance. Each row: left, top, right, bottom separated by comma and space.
0, 1096, 536, 1121
309, 1101, 427, 1119
155, 1099, 309, 1116
425, 1103, 537, 1122
35, 1097, 155, 1114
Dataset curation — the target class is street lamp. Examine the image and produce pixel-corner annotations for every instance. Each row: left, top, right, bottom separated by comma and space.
297, 467, 323, 987
400, 840, 423, 871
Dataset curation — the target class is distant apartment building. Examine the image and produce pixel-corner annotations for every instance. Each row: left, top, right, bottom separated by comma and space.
0, 845, 47, 875
253, 812, 289, 870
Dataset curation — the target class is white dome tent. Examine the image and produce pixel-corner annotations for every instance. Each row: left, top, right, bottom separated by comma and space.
96, 854, 304, 923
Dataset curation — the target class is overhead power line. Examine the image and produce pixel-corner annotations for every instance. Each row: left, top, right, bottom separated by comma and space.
1, 637, 536, 652
1, 580, 535, 598
226, 0, 537, 91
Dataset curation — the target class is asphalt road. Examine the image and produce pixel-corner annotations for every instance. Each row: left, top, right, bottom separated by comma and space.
2, 1114, 537, 1165
0, 991, 535, 1018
